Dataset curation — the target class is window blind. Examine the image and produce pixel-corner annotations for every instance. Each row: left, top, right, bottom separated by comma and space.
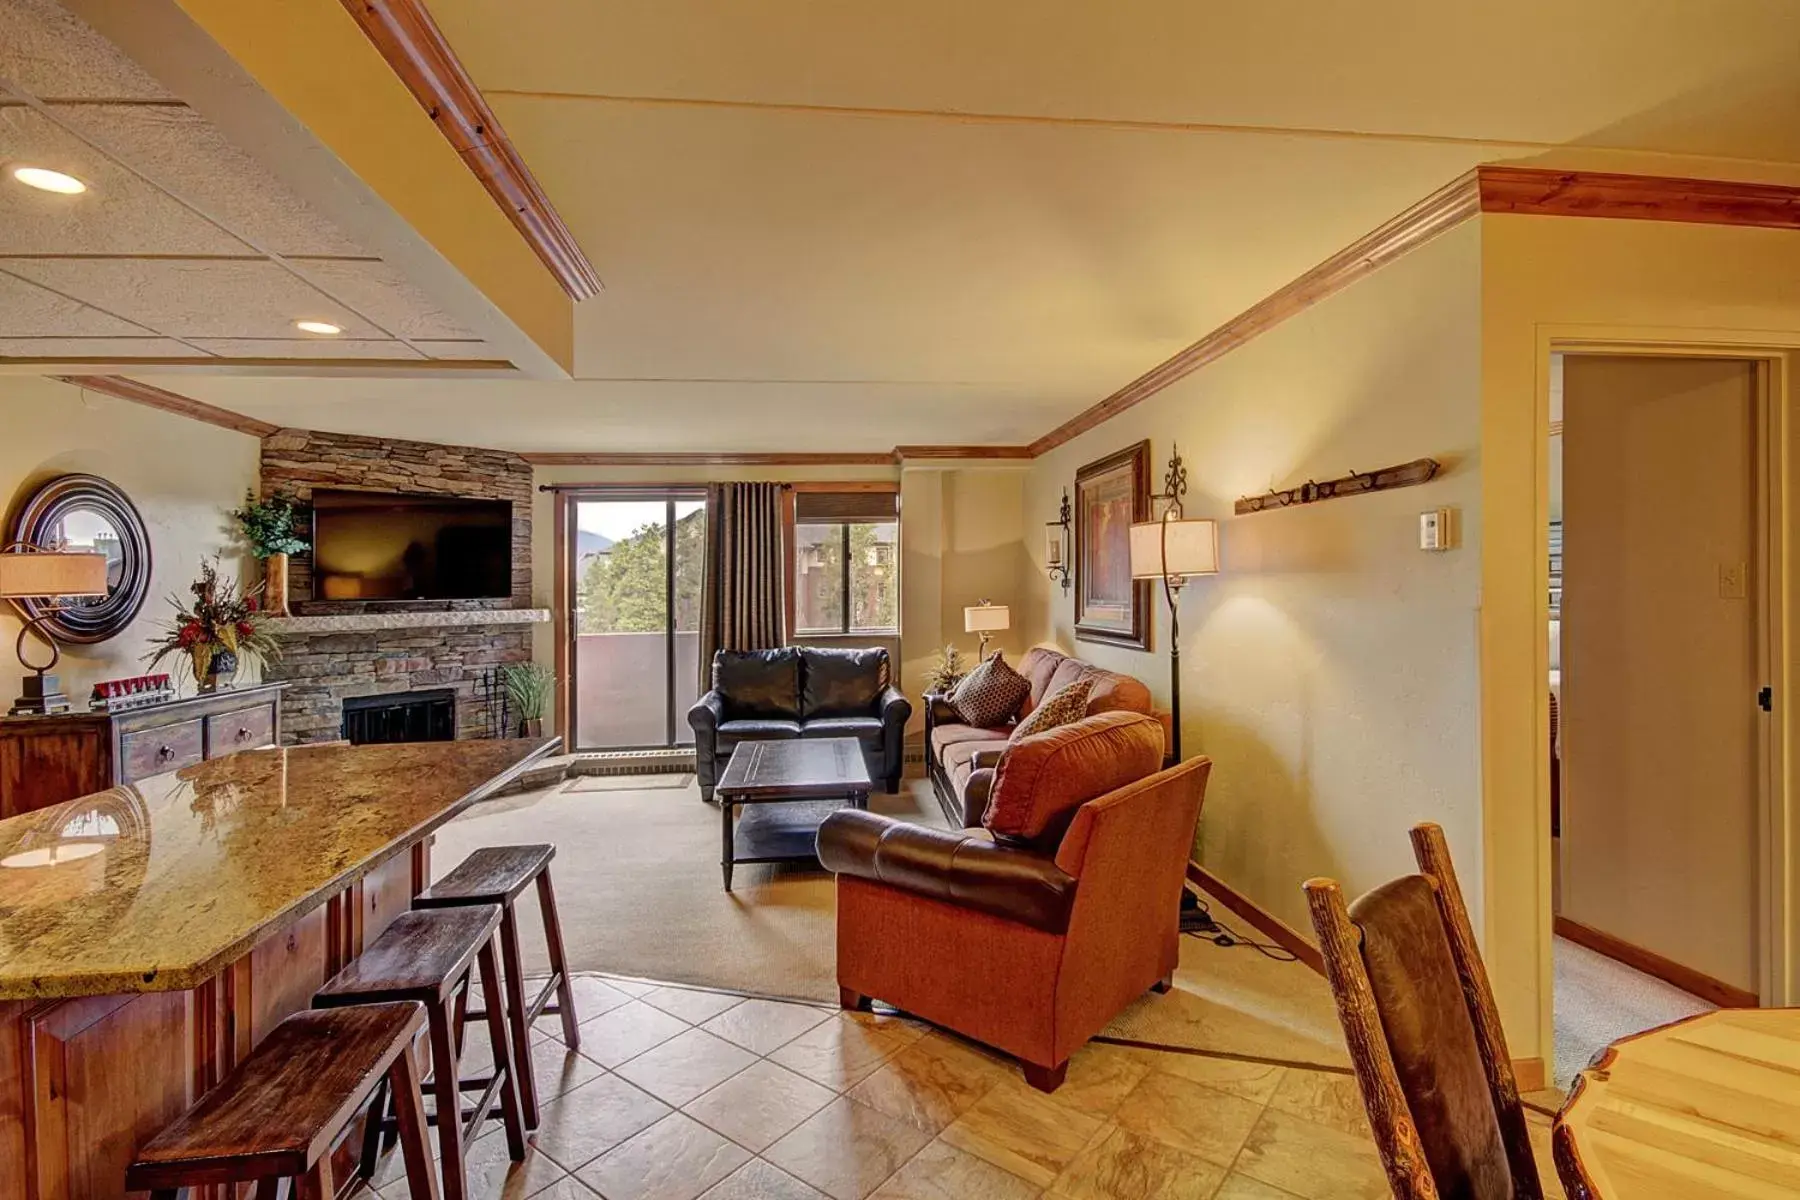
794, 491, 898, 523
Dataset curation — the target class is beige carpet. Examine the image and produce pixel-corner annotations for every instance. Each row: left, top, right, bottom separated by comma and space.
435, 774, 1349, 1066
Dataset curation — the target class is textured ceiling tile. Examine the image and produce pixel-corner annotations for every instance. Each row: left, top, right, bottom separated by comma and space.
0, 0, 174, 100
414, 340, 504, 360
0, 268, 146, 335
188, 338, 425, 360
1, 258, 384, 339
50, 105, 376, 258
0, 336, 197, 359
297, 259, 479, 340
0, 108, 250, 255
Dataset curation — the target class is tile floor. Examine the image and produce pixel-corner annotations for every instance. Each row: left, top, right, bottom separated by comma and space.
366, 971, 1568, 1200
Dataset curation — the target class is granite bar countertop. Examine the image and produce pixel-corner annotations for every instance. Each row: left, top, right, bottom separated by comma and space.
0, 737, 557, 1000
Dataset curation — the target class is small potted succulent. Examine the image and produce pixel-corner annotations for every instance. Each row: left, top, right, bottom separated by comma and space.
145, 560, 279, 691
500, 661, 553, 738
229, 490, 308, 617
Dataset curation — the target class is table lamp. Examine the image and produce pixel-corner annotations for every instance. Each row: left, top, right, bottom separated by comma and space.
963, 601, 1010, 660
1, 542, 110, 715
1129, 447, 1218, 762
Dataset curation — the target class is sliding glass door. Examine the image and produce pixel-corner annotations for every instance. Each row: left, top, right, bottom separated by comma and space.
568, 491, 706, 749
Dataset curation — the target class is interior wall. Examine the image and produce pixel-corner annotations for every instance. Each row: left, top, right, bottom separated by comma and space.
1559, 355, 1760, 991
0, 377, 260, 705
1480, 213, 1800, 1065
1023, 222, 1484, 957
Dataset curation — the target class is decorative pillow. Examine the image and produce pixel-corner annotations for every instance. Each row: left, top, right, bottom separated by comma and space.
984, 711, 1165, 847
1009, 678, 1093, 743
950, 652, 1030, 728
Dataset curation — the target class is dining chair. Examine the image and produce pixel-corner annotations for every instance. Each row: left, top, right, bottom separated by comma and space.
1304, 822, 1545, 1200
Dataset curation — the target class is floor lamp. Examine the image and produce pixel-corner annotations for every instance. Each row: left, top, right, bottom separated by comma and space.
1128, 448, 1218, 763
1, 542, 109, 715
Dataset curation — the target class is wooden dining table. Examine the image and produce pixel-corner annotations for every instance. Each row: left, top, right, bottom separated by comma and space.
1554, 1008, 1800, 1199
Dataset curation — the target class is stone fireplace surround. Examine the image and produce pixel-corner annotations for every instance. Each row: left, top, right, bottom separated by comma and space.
254, 428, 543, 744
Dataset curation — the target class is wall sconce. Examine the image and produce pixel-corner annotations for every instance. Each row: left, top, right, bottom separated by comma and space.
1128, 446, 1218, 762
1045, 488, 1071, 594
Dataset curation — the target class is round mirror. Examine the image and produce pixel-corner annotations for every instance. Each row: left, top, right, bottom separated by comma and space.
7, 474, 152, 644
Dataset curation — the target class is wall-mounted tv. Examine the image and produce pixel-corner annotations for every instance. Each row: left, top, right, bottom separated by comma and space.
310, 489, 512, 601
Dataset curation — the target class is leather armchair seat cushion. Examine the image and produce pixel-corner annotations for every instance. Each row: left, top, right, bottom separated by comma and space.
801, 716, 883, 739
1351, 875, 1515, 1199
801, 647, 888, 718
714, 649, 802, 720
818, 809, 1078, 934
984, 712, 1165, 847
718, 718, 802, 739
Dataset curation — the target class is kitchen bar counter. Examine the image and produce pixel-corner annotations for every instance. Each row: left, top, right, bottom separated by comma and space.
0, 736, 557, 1200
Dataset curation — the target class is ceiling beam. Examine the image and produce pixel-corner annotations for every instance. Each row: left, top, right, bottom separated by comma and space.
53, 375, 280, 437
335, 0, 601, 301
1477, 166, 1800, 229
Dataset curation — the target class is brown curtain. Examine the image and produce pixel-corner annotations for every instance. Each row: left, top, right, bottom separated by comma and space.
699, 481, 787, 689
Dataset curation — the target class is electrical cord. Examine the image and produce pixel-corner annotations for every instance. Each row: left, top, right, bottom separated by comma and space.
1180, 891, 1300, 963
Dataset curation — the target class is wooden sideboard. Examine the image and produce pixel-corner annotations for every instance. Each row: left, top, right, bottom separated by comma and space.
0, 682, 284, 818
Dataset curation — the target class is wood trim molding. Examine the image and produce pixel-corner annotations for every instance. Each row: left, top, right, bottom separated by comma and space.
1187, 861, 1327, 976
893, 445, 1034, 460
1478, 165, 1800, 230
1554, 915, 1759, 1009
1512, 1057, 1546, 1095
522, 451, 898, 467
338, 0, 602, 301
787, 481, 901, 493
52, 375, 280, 438
1028, 170, 1483, 457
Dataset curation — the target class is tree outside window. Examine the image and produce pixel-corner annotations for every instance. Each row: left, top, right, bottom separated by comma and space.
796, 520, 897, 634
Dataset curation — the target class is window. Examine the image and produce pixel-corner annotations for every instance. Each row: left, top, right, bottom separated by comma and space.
793, 491, 899, 635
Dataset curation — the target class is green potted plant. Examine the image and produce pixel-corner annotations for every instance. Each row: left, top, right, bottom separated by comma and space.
500, 661, 553, 738
924, 644, 969, 695
228, 490, 308, 617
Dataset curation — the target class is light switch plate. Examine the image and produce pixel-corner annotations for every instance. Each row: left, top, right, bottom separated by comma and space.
1420, 508, 1454, 551
1720, 562, 1748, 599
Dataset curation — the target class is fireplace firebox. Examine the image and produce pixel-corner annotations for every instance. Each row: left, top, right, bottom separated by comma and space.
341, 689, 456, 744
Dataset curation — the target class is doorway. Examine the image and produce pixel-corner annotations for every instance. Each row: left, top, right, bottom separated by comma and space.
566, 491, 707, 750
1550, 353, 1768, 1082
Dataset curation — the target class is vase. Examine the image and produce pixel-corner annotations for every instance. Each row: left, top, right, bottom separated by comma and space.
265, 553, 292, 617
517, 717, 544, 738
199, 648, 238, 693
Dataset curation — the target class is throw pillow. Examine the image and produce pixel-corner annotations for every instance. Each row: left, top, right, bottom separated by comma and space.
983, 711, 1166, 847
1009, 677, 1093, 743
950, 652, 1030, 728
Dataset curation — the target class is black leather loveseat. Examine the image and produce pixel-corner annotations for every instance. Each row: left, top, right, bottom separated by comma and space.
688, 647, 912, 801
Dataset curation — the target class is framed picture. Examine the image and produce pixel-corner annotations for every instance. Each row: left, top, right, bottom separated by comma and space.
1074, 439, 1151, 650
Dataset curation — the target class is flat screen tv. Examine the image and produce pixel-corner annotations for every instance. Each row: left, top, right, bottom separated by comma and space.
310, 489, 512, 601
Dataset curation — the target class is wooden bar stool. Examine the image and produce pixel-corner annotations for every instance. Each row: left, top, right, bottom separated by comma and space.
127, 1002, 438, 1200
314, 905, 525, 1200
414, 843, 580, 1127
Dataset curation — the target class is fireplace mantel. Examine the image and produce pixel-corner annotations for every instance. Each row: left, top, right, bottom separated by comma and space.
263, 608, 551, 635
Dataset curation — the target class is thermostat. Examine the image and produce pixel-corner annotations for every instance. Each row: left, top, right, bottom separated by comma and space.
1419, 508, 1454, 551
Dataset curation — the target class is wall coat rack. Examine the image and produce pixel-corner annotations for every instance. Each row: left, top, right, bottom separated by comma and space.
1235, 457, 1440, 515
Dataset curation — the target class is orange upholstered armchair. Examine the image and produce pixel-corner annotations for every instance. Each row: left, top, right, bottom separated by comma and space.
817, 711, 1210, 1091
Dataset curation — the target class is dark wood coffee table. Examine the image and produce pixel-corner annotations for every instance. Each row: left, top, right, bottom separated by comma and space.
714, 738, 872, 891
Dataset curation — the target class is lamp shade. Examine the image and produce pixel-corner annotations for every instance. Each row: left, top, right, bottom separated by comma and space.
963, 603, 1010, 634
1129, 518, 1219, 580
0, 549, 109, 599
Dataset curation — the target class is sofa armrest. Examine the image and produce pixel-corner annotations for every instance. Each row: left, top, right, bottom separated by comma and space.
878, 685, 913, 728
817, 810, 1077, 934
925, 692, 960, 724
963, 767, 996, 827
970, 748, 1005, 771
687, 691, 726, 734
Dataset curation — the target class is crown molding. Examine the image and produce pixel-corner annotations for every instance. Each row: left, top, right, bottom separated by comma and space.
893, 445, 1034, 460
1027, 170, 1483, 457
53, 375, 280, 438
522, 451, 898, 467
1477, 165, 1800, 229
338, 0, 603, 301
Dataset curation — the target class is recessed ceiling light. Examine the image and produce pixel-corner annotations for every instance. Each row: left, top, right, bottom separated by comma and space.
11, 166, 87, 195
294, 320, 342, 336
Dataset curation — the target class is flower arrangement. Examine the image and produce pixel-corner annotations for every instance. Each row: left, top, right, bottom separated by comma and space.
924, 644, 970, 694
228, 490, 309, 559
145, 560, 280, 687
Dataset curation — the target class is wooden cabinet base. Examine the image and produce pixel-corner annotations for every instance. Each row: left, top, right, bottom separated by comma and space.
0, 847, 422, 1200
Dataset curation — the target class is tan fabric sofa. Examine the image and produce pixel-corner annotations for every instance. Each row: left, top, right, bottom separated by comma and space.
924, 645, 1163, 826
